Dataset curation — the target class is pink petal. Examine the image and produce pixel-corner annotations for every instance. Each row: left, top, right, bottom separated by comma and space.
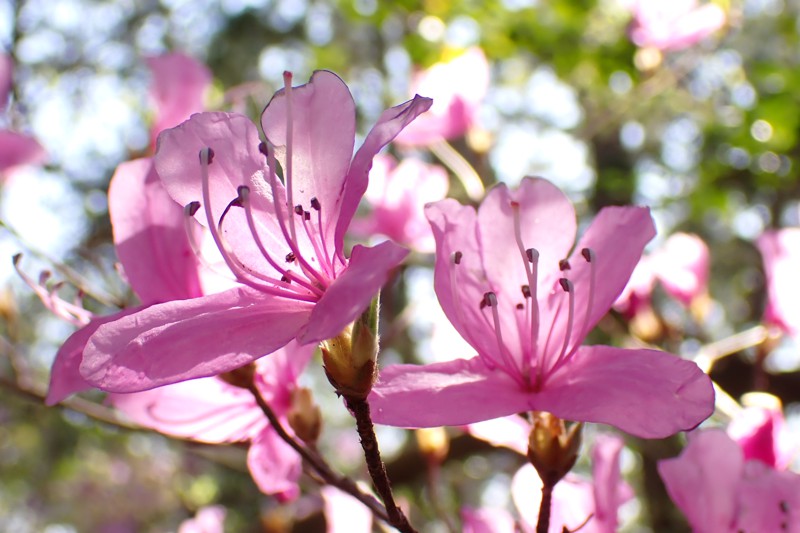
425, 198, 505, 363
658, 429, 742, 532
247, 427, 302, 501
81, 287, 312, 392
255, 340, 315, 410
538, 345, 713, 438
109, 158, 202, 304
370, 357, 532, 428
395, 48, 489, 146
461, 506, 516, 533
736, 462, 800, 532
298, 240, 408, 344
756, 229, 800, 336
334, 94, 433, 255
467, 415, 531, 456
261, 70, 355, 246
321, 486, 373, 533
540, 206, 655, 362
0, 130, 46, 179
653, 232, 709, 306
46, 307, 143, 405
0, 54, 12, 110
109, 377, 264, 443
147, 53, 211, 138
511, 464, 595, 533
178, 505, 226, 533
155, 111, 291, 278
590, 434, 633, 532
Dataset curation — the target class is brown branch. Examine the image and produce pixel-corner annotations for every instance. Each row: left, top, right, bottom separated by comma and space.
345, 395, 417, 533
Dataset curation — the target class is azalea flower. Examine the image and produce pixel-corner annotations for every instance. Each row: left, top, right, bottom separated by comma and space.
394, 47, 488, 147
626, 0, 726, 52
369, 177, 714, 438
727, 392, 796, 471
352, 153, 448, 253
321, 486, 374, 533
658, 429, 800, 532
178, 505, 226, 533
0, 54, 46, 182
756, 228, 800, 337
468, 417, 631, 532
461, 507, 516, 533
79, 71, 432, 393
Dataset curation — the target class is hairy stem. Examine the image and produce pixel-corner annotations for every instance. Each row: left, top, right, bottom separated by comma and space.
245, 383, 389, 523
345, 395, 417, 533
537, 482, 554, 533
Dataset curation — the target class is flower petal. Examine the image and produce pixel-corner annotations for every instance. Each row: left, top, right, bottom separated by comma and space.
262, 70, 355, 244
297, 241, 408, 344
0, 130, 46, 178
81, 287, 312, 392
591, 434, 633, 532
334, 94, 433, 255
658, 429, 742, 532
247, 427, 302, 501
147, 53, 211, 139
109, 158, 202, 304
537, 345, 714, 438
321, 486, 373, 533
369, 357, 531, 428
46, 307, 143, 405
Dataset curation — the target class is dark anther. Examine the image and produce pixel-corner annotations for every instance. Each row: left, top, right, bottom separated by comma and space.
310, 197, 321, 210
237, 185, 250, 200
780, 501, 789, 513
482, 292, 496, 308
185, 201, 201, 217
559, 278, 572, 292
479, 298, 487, 310
526, 248, 538, 263
200, 147, 215, 164
294, 205, 304, 215
559, 259, 571, 271
281, 275, 290, 283
258, 142, 269, 157
521, 285, 531, 298
285, 252, 296, 263
304, 211, 311, 221
516, 303, 524, 310
581, 248, 593, 262
454, 251, 463, 264
12, 253, 21, 266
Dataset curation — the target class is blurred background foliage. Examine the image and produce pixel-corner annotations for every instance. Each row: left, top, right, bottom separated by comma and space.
2, 0, 800, 531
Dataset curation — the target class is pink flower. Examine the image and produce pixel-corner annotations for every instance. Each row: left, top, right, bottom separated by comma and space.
369, 177, 713, 438
394, 47, 489, 146
321, 486, 374, 533
0, 54, 46, 182
0, 53, 13, 110
727, 393, 795, 471
112, 342, 313, 500
178, 505, 226, 533
146, 53, 211, 147
352, 154, 448, 253
627, 0, 726, 51
756, 228, 800, 336
659, 429, 800, 532
511, 434, 632, 533
79, 71, 431, 393
461, 507, 516, 533
614, 232, 709, 314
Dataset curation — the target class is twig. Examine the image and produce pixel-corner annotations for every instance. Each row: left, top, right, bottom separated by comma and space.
429, 140, 484, 201
244, 383, 390, 524
344, 395, 417, 533
536, 482, 554, 533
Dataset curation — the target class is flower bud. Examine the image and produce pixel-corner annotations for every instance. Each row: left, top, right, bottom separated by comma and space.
218, 362, 256, 389
527, 412, 582, 486
287, 387, 322, 444
321, 295, 380, 399
416, 427, 449, 464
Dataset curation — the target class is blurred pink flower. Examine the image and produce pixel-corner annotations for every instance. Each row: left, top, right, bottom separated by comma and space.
370, 177, 714, 438
178, 505, 226, 533
659, 429, 800, 532
727, 393, 795, 471
395, 47, 489, 146
0, 53, 13, 110
79, 71, 431, 393
627, 0, 726, 51
756, 228, 800, 336
461, 507, 516, 533
0, 55, 46, 182
352, 154, 448, 253
614, 232, 709, 315
321, 486, 374, 533
146, 53, 211, 146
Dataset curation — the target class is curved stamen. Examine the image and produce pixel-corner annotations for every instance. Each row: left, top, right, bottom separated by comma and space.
449, 251, 495, 370
573, 248, 596, 351
283, 71, 298, 246
311, 197, 336, 277
511, 201, 540, 385
483, 292, 525, 385
182, 201, 238, 283
553, 278, 575, 373
198, 148, 316, 301
238, 187, 324, 298
261, 142, 329, 288
300, 206, 333, 279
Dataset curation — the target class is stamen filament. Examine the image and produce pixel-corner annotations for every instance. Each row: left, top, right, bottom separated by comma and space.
484, 292, 526, 386
572, 248, 596, 354
449, 252, 495, 370
239, 187, 324, 298
301, 208, 333, 279
312, 198, 336, 277
283, 71, 298, 246
511, 201, 540, 383
554, 278, 575, 372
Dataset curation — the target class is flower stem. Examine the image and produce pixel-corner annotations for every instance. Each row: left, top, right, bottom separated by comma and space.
536, 481, 554, 533
344, 395, 418, 533
245, 383, 389, 523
